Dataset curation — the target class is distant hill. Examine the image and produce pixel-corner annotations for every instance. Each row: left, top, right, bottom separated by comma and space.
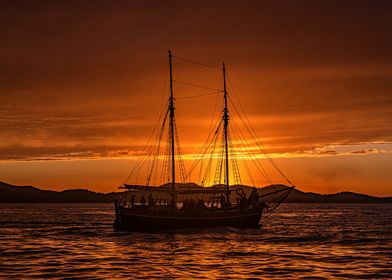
0, 181, 121, 203
0, 181, 391, 203
285, 188, 392, 203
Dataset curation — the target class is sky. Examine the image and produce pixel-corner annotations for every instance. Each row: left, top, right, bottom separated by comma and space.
0, 0, 391, 195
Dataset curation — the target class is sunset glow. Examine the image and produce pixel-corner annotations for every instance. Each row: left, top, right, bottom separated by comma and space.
1, 1, 391, 196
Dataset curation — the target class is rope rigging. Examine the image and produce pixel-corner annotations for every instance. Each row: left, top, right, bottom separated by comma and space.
213, 128, 225, 185
146, 107, 169, 186
228, 128, 242, 185
160, 123, 171, 185
172, 54, 221, 70
174, 118, 187, 183
173, 80, 221, 92
226, 76, 293, 186
176, 91, 221, 100
124, 53, 294, 193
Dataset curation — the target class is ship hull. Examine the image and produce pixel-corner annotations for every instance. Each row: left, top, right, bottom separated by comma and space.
114, 204, 263, 231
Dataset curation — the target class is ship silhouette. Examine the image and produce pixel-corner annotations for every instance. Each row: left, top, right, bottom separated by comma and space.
114, 51, 294, 231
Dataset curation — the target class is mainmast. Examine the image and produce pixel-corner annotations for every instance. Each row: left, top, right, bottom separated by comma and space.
223, 62, 230, 203
168, 51, 176, 194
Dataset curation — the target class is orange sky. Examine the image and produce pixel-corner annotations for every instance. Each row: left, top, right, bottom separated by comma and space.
1, 1, 391, 195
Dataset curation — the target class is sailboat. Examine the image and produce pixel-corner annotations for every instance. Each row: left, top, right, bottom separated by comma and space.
114, 51, 294, 231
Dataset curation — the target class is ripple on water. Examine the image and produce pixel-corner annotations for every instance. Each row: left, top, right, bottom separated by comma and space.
0, 203, 391, 279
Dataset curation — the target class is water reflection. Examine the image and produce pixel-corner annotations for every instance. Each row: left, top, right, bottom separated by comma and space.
0, 203, 391, 279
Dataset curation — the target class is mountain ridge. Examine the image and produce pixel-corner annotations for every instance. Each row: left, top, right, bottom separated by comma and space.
0, 181, 391, 203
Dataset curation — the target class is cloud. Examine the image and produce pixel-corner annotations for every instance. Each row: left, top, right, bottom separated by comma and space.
0, 2, 391, 168
351, 149, 386, 155
300, 143, 392, 158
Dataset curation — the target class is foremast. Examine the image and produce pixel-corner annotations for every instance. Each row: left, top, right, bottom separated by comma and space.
168, 51, 176, 204
222, 63, 230, 204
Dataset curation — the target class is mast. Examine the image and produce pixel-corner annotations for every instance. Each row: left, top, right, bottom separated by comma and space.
223, 62, 230, 203
168, 51, 176, 195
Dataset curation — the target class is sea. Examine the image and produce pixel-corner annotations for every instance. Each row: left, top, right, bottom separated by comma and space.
0, 203, 391, 279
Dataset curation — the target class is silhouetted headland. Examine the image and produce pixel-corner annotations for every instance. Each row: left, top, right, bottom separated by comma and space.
0, 181, 390, 203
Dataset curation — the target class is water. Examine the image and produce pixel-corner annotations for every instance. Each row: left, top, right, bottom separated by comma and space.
0, 203, 391, 279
